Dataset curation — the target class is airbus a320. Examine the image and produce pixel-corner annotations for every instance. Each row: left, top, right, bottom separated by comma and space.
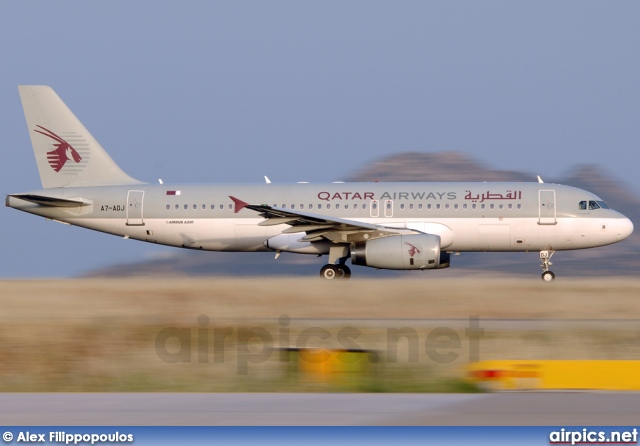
6, 86, 634, 280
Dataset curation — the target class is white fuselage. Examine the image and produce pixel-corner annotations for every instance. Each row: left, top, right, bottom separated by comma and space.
11, 86, 634, 279
7, 182, 634, 255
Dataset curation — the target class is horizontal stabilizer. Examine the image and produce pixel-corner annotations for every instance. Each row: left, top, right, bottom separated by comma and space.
8, 194, 91, 207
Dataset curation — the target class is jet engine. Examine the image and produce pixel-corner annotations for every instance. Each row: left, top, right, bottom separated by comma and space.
351, 234, 450, 270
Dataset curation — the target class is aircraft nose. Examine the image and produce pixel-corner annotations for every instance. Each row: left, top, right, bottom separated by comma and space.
617, 217, 634, 240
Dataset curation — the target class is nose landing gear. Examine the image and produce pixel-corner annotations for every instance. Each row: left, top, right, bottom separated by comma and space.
540, 250, 555, 282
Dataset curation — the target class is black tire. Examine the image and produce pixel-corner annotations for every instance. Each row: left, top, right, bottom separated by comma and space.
337, 264, 352, 279
320, 264, 339, 280
541, 271, 556, 282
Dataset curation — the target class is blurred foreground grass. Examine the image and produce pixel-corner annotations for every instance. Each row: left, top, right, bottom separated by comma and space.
1, 277, 639, 392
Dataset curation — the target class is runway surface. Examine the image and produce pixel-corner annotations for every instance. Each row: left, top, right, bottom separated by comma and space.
1, 392, 639, 425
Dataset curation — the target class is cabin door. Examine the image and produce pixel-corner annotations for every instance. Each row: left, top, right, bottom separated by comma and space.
538, 190, 556, 225
126, 190, 145, 226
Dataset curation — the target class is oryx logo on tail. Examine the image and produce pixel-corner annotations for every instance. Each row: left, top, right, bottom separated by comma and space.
34, 125, 82, 172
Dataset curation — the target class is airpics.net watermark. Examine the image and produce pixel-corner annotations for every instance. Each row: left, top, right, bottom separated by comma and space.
155, 315, 485, 374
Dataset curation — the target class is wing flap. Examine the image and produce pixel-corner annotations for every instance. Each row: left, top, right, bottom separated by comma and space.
258, 218, 299, 227
282, 225, 336, 234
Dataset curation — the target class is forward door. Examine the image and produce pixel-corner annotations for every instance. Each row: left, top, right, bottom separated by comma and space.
538, 190, 556, 225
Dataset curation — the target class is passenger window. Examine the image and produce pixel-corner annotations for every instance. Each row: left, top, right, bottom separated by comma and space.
193, 204, 197, 210
418, 204, 423, 210
175, 204, 179, 210
166, 204, 170, 210
400, 204, 405, 210
427, 204, 432, 210
362, 204, 367, 209
184, 204, 188, 210
336, 204, 340, 209
454, 204, 458, 210
211, 204, 215, 210
409, 204, 414, 210
462, 204, 467, 210
372, 203, 377, 210
436, 204, 441, 210
354, 204, 358, 209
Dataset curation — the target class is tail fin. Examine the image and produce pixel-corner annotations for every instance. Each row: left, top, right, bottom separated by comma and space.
18, 85, 143, 188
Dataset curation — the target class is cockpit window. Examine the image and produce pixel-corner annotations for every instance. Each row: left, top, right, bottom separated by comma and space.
580, 200, 611, 210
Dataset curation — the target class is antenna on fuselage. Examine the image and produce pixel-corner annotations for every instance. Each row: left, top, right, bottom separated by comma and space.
537, 175, 544, 183
264, 176, 271, 184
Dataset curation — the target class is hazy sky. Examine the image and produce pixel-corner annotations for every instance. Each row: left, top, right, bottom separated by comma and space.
1, 1, 639, 277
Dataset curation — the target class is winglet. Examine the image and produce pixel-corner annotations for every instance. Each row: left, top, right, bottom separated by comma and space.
229, 196, 249, 213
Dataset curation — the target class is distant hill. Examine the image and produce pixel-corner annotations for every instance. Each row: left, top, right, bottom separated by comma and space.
347, 152, 529, 182
89, 152, 639, 278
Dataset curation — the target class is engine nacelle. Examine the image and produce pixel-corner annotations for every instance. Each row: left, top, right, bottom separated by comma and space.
351, 234, 450, 270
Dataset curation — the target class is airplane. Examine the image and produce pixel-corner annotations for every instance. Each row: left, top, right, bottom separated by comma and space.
6, 86, 634, 281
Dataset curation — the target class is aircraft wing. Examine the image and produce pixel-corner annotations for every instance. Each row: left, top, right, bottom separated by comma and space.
229, 196, 414, 243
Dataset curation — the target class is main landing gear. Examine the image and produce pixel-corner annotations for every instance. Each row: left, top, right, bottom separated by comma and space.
319, 245, 352, 280
540, 250, 555, 282
320, 263, 352, 280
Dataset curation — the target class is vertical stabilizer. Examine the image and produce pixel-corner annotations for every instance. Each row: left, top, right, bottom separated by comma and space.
18, 85, 143, 188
